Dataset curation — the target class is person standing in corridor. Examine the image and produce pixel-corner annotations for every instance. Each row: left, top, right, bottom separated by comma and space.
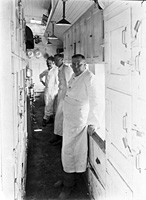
56, 54, 101, 199
39, 56, 58, 127
49, 53, 73, 145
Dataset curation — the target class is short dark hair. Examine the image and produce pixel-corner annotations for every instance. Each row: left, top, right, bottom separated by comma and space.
72, 54, 85, 60
47, 56, 54, 62
54, 54, 64, 59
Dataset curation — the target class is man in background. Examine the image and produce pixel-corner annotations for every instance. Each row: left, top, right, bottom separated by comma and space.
49, 54, 73, 145
39, 56, 58, 127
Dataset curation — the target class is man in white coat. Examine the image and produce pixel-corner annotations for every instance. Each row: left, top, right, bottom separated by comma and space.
39, 56, 58, 126
49, 54, 73, 145
56, 54, 101, 199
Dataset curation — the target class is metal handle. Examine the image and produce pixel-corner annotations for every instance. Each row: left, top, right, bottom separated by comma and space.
122, 27, 127, 48
135, 52, 141, 74
136, 150, 141, 172
122, 113, 128, 132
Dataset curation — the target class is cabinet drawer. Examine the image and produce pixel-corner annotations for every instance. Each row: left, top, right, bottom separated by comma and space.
105, 7, 132, 93
90, 139, 106, 186
88, 167, 105, 200
106, 89, 135, 186
106, 160, 133, 200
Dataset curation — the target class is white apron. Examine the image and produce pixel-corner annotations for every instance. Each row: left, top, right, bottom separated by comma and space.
41, 67, 58, 119
61, 69, 100, 173
54, 64, 73, 136
44, 87, 55, 119
62, 96, 89, 173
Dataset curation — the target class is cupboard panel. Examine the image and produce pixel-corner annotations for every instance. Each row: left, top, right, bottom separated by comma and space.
106, 160, 133, 200
88, 167, 105, 200
106, 89, 134, 186
92, 10, 103, 62
92, 140, 106, 186
105, 8, 132, 93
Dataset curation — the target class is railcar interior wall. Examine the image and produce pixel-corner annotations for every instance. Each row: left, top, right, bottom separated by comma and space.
0, 0, 146, 200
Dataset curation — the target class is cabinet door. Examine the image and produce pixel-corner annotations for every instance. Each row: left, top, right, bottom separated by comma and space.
88, 167, 105, 200
92, 10, 103, 62
132, 99, 146, 155
63, 34, 67, 62
76, 22, 80, 54
80, 20, 85, 55
106, 160, 133, 200
86, 13, 92, 63
132, 18, 146, 100
92, 140, 106, 186
106, 89, 134, 187
69, 29, 73, 62
105, 8, 131, 93
66, 32, 70, 62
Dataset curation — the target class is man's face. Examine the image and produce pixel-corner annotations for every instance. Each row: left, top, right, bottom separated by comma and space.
47, 60, 54, 70
54, 56, 63, 67
71, 57, 86, 76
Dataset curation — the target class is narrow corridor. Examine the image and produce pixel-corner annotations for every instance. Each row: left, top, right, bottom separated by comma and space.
25, 94, 90, 200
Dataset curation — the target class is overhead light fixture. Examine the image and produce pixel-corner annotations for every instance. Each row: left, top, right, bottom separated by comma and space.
56, 0, 71, 26
48, 21, 58, 39
47, 34, 52, 45
30, 18, 42, 24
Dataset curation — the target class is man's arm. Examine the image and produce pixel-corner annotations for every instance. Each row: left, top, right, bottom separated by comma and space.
86, 74, 102, 134
39, 70, 47, 86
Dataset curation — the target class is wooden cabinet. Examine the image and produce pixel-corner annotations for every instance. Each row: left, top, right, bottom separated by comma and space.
131, 2, 146, 100
88, 167, 105, 200
106, 89, 134, 187
105, 2, 146, 200
75, 22, 81, 54
63, 5, 104, 64
80, 19, 86, 55
105, 7, 131, 93
92, 9, 104, 62
106, 160, 133, 200
85, 12, 92, 63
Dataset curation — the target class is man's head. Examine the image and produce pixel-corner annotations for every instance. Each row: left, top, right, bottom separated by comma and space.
71, 54, 87, 76
54, 54, 64, 67
46, 56, 55, 70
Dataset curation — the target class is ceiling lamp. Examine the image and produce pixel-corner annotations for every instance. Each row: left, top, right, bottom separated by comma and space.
48, 21, 58, 39
47, 40, 52, 45
56, 0, 71, 26
47, 35, 52, 45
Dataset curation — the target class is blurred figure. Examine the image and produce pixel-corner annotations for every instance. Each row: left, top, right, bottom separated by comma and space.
49, 54, 73, 145
39, 56, 58, 127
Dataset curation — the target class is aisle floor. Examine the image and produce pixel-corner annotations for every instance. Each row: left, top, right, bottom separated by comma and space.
25, 95, 90, 200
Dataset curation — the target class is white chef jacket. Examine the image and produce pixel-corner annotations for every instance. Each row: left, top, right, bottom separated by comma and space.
62, 69, 100, 172
39, 66, 58, 119
54, 64, 73, 136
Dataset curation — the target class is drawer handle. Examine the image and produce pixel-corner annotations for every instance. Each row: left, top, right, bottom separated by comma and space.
96, 157, 101, 164
122, 112, 128, 132
122, 27, 127, 48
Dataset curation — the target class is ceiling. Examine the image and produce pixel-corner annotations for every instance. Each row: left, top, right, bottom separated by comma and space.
23, 0, 94, 45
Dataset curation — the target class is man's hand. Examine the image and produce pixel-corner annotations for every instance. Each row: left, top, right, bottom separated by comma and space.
87, 125, 97, 136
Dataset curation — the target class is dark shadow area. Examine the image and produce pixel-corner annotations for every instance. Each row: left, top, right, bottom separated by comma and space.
25, 94, 90, 200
